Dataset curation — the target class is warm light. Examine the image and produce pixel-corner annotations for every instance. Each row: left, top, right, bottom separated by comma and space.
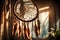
39, 6, 49, 11
50, 28, 55, 31
39, 11, 49, 23
1, 24, 4, 37
6, 21, 8, 30
1, 10, 4, 40
6, 11, 9, 19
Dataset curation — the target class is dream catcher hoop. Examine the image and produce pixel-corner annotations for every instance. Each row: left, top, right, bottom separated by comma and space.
13, 0, 38, 22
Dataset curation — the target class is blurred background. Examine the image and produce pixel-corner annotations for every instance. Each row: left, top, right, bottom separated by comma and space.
0, 0, 60, 40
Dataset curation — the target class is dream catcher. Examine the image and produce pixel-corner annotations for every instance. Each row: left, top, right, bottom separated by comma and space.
12, 0, 40, 39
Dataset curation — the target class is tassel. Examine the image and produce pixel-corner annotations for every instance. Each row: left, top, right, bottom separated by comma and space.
27, 22, 31, 39
24, 22, 27, 40
12, 20, 17, 37
34, 20, 38, 37
35, 19, 40, 37
37, 19, 40, 35
18, 21, 22, 38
